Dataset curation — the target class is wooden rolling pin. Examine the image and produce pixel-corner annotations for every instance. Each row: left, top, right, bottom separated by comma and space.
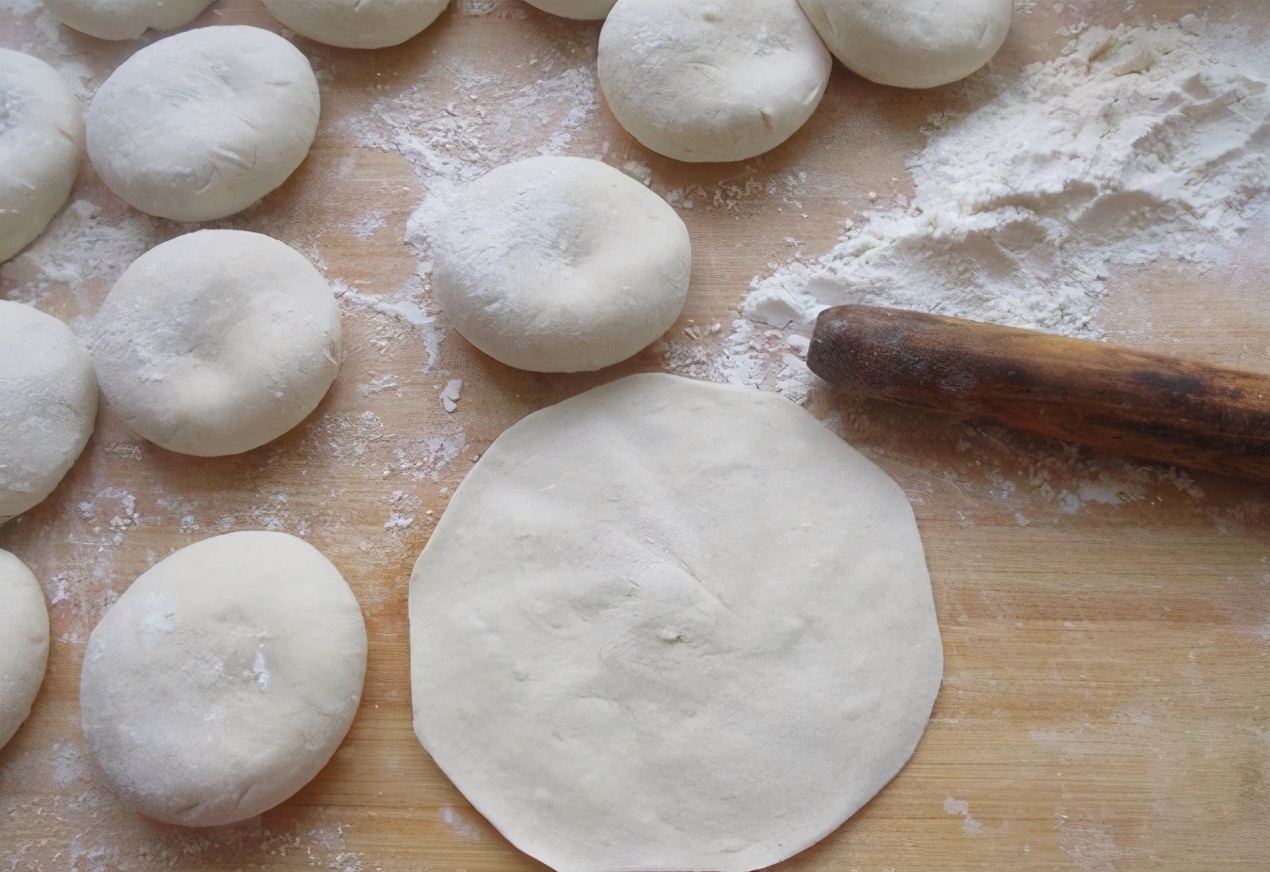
806, 305, 1270, 483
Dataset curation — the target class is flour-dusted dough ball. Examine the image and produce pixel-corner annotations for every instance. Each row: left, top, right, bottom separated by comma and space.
85, 26, 320, 222
523, 0, 615, 19
598, 0, 832, 163
798, 0, 1012, 89
410, 374, 944, 872
263, 0, 448, 49
45, 0, 215, 40
0, 551, 50, 751
411, 156, 691, 373
90, 230, 341, 457
0, 301, 98, 523
0, 50, 83, 264
80, 531, 367, 827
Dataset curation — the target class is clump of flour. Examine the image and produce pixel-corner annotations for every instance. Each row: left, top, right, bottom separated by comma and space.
723, 18, 1270, 395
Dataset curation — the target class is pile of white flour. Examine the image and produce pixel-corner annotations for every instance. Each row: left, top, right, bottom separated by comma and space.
723, 17, 1270, 394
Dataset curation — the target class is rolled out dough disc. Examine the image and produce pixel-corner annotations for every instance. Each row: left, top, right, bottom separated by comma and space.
409, 373, 944, 872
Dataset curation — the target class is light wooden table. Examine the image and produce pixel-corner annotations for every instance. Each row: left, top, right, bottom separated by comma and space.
2, 1, 1269, 869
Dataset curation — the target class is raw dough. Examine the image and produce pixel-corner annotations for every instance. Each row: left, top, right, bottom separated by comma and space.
90, 230, 341, 457
523, 0, 616, 19
0, 550, 50, 751
45, 0, 215, 40
263, 0, 449, 49
80, 531, 367, 827
410, 374, 944, 872
797, 0, 1012, 89
0, 301, 98, 523
0, 49, 83, 264
597, 0, 832, 163
410, 156, 690, 373
85, 26, 320, 222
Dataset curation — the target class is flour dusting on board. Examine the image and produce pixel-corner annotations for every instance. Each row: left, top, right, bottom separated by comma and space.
722, 18, 1270, 397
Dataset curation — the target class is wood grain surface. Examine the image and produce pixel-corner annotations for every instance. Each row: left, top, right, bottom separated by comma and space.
2, 1, 1270, 870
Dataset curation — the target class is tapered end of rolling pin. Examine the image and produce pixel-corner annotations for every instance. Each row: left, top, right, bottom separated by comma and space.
807, 304, 1270, 484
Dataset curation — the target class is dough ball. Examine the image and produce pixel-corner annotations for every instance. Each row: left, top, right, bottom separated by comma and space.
263, 0, 449, 49
45, 0, 215, 41
410, 374, 944, 872
523, 0, 615, 19
411, 156, 690, 373
798, 0, 1012, 89
80, 531, 368, 827
0, 550, 50, 751
598, 0, 832, 163
0, 49, 83, 264
0, 301, 98, 523
85, 26, 320, 222
90, 230, 341, 457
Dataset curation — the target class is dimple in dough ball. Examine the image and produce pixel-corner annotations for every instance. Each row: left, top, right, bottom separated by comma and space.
0, 550, 50, 751
263, 0, 449, 49
0, 301, 98, 523
409, 374, 944, 872
523, 0, 616, 19
598, 0, 832, 163
0, 49, 83, 264
409, 156, 691, 373
85, 26, 320, 222
90, 230, 341, 457
80, 531, 368, 827
45, 0, 215, 41
797, 0, 1012, 89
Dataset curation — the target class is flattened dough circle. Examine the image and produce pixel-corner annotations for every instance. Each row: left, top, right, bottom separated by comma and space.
412, 156, 690, 373
85, 26, 319, 222
598, 0, 832, 163
0, 300, 98, 522
410, 374, 943, 872
90, 229, 341, 457
0, 550, 50, 750
80, 531, 367, 827
0, 49, 83, 264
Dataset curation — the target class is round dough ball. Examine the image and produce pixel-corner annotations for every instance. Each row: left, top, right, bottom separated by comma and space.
45, 0, 215, 41
797, 0, 1012, 89
80, 531, 368, 827
598, 0, 832, 163
0, 301, 98, 522
0, 550, 50, 751
410, 374, 944, 872
85, 26, 320, 222
263, 0, 448, 49
412, 156, 690, 373
90, 230, 341, 457
523, 0, 615, 19
0, 49, 83, 264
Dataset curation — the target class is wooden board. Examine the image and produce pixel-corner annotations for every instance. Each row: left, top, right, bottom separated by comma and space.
2, 1, 1269, 869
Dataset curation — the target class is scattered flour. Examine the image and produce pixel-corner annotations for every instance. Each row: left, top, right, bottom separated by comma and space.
439, 805, 484, 842
351, 64, 600, 180
335, 276, 446, 370
943, 797, 983, 835
723, 18, 1270, 397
